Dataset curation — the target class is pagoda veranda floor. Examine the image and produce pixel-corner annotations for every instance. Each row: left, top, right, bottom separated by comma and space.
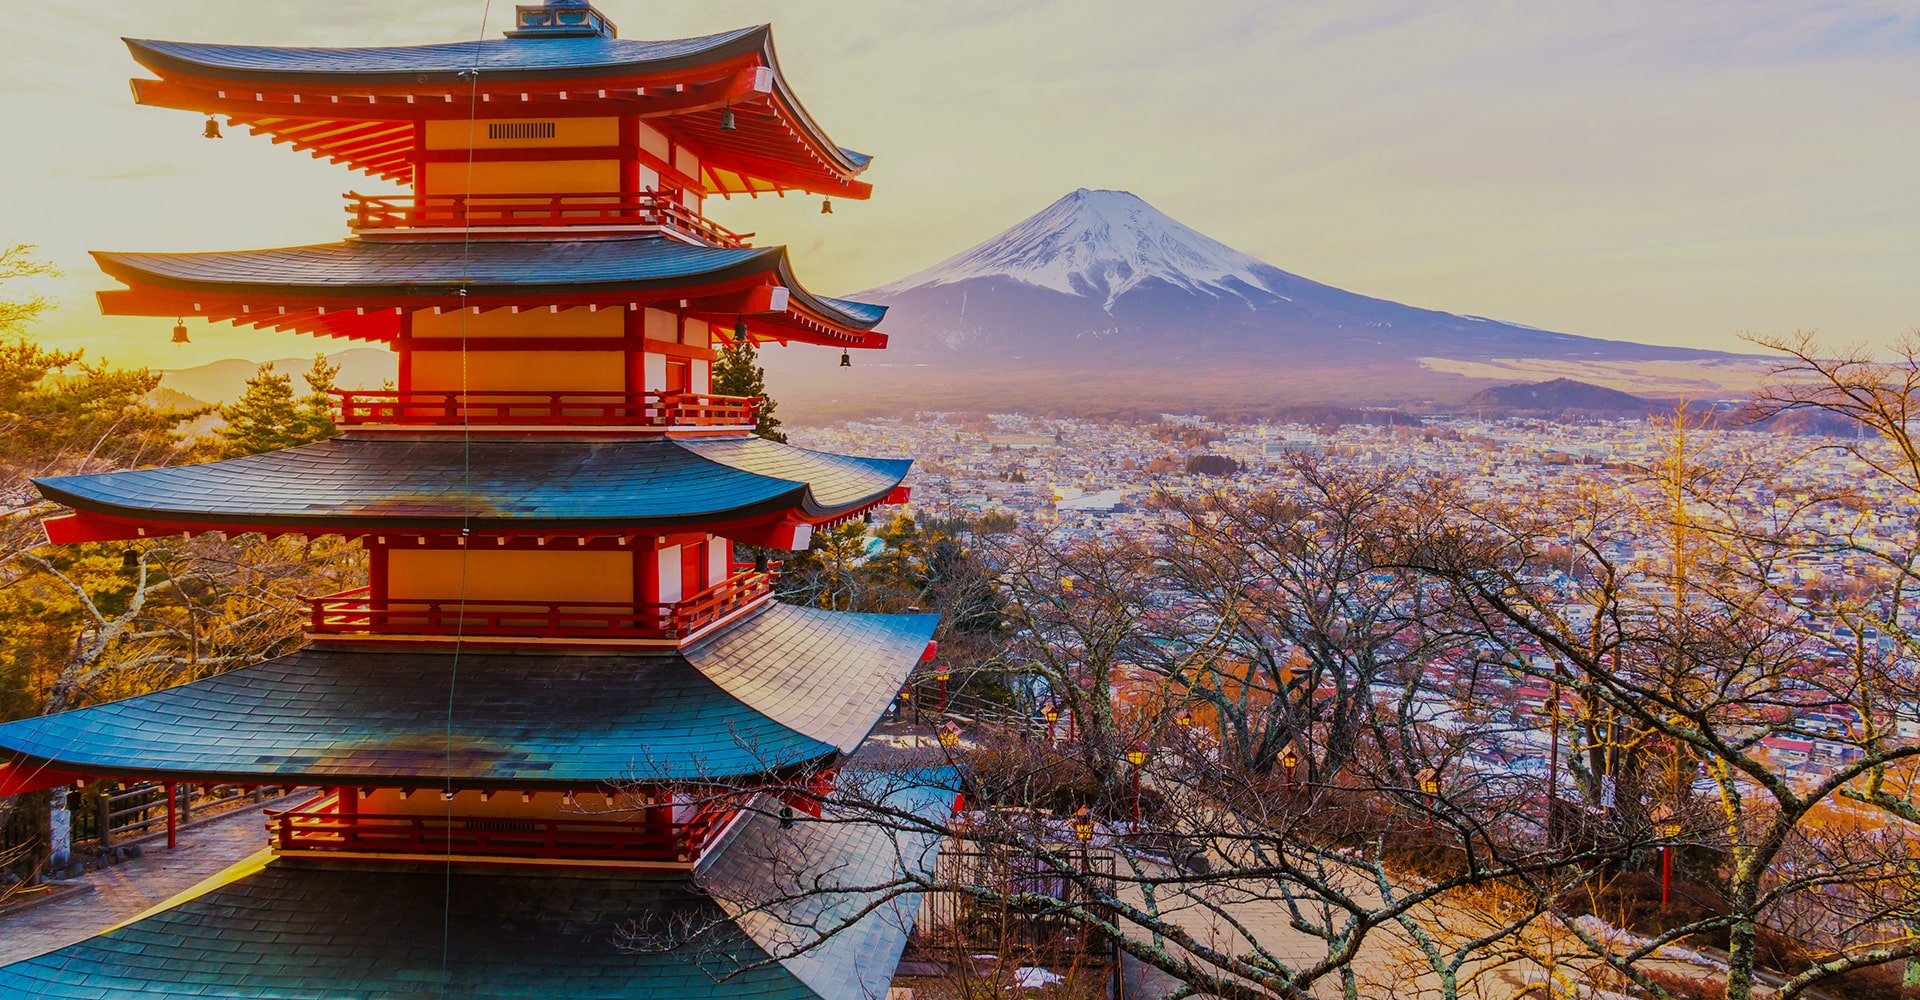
0, 802, 271, 965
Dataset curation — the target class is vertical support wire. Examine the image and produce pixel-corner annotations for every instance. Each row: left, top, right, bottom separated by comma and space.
443, 3, 494, 993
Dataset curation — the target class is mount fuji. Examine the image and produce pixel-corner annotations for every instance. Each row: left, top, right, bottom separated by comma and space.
768, 190, 1748, 416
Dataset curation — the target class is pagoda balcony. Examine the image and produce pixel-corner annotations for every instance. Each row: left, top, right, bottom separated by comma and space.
267, 793, 740, 868
332, 389, 758, 431
305, 567, 777, 643
345, 191, 753, 247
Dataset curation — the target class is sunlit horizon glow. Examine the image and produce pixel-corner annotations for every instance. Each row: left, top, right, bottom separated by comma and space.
1, 0, 1915, 372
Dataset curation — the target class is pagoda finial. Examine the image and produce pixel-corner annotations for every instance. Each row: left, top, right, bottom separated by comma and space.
505, 0, 617, 39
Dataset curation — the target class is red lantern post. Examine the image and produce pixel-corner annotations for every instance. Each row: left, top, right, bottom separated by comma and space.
1658, 817, 1682, 905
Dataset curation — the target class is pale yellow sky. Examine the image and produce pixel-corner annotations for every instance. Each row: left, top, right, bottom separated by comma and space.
0, 0, 1914, 370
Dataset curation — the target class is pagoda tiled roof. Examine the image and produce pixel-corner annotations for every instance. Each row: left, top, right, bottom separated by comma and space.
0, 603, 935, 786
35, 435, 910, 533
94, 235, 888, 331
122, 27, 874, 185
127, 29, 773, 85
0, 774, 950, 999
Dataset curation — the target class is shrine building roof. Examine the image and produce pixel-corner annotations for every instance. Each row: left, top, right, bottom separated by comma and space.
93, 235, 888, 348
35, 435, 910, 539
0, 603, 936, 789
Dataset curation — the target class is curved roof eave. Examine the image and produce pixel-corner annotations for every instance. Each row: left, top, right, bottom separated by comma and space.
30, 435, 909, 532
754, 32, 870, 177
91, 237, 887, 336
123, 25, 870, 180
89, 242, 787, 302
31, 485, 817, 535
766, 250, 886, 330
122, 26, 773, 87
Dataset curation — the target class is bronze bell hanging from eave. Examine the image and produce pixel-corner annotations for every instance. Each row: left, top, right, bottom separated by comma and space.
820, 197, 833, 215
202, 116, 222, 139
171, 318, 190, 344
734, 316, 749, 343
719, 104, 737, 132
839, 350, 851, 368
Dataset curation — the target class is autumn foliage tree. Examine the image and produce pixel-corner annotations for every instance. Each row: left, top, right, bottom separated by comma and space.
0, 247, 360, 881
216, 354, 338, 458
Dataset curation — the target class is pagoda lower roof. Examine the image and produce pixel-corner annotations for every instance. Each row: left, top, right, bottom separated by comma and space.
94, 234, 887, 345
35, 434, 909, 536
0, 603, 935, 788
0, 776, 951, 999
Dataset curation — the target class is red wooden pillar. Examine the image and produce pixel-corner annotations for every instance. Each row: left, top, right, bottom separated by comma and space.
619, 116, 640, 196
368, 543, 390, 607
164, 781, 178, 849
646, 791, 672, 863
624, 304, 645, 400
393, 308, 413, 397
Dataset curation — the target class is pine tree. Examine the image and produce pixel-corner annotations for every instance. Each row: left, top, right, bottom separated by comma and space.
710, 341, 786, 443
216, 354, 339, 458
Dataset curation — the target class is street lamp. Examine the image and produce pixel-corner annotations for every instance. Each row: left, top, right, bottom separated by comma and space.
1072, 806, 1095, 884
1126, 741, 1149, 826
936, 666, 950, 714
1417, 767, 1440, 831
1281, 746, 1300, 796
1042, 702, 1059, 743
938, 720, 962, 749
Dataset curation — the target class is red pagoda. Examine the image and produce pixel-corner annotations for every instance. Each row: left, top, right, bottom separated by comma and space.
0, 4, 943, 996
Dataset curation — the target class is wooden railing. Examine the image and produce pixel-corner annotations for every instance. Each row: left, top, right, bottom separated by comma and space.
306, 569, 777, 641
345, 191, 753, 247
267, 793, 738, 865
331, 390, 758, 429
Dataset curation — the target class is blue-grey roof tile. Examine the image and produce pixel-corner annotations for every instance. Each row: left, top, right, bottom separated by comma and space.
0, 861, 821, 999
36, 434, 909, 531
93, 235, 886, 331
129, 29, 771, 82
0, 603, 928, 786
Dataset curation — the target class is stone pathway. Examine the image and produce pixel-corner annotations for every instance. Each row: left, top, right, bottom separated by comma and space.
0, 800, 289, 965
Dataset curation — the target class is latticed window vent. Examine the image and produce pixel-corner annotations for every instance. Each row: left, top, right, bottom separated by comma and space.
487, 122, 557, 140
461, 818, 541, 833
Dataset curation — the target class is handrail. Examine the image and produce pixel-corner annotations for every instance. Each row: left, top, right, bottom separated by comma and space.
307, 569, 779, 641
270, 793, 738, 864
331, 390, 759, 429
344, 190, 754, 247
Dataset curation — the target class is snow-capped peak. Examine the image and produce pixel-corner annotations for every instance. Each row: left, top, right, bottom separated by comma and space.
869, 189, 1286, 306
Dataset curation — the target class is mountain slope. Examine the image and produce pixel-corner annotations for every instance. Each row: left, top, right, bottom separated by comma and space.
870, 188, 1285, 307
161, 348, 397, 404
1465, 379, 1658, 416
858, 189, 1717, 372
